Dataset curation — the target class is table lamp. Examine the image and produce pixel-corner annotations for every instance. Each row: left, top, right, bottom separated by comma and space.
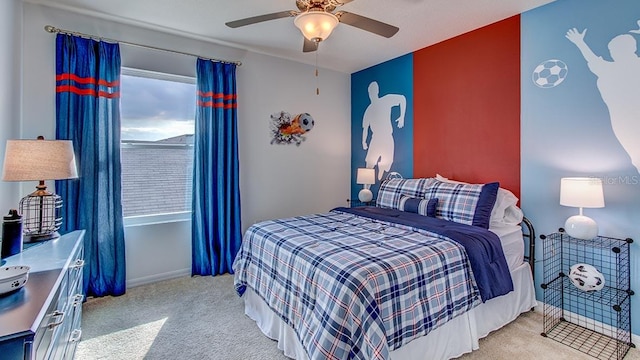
356, 168, 375, 203
2, 136, 78, 242
559, 177, 604, 240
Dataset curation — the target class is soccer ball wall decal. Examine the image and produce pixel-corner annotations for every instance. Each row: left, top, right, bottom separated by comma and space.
532, 59, 568, 88
568, 263, 605, 292
270, 111, 315, 146
297, 113, 315, 132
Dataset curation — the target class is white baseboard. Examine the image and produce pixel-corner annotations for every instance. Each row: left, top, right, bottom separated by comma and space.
534, 301, 639, 346
126, 268, 191, 288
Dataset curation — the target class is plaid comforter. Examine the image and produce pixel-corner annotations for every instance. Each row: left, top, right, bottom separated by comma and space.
233, 209, 480, 360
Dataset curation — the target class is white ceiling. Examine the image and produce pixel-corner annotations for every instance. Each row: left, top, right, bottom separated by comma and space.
27, 0, 555, 73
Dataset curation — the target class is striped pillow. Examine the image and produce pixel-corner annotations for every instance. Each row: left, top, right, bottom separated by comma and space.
399, 196, 438, 217
425, 179, 499, 229
376, 178, 436, 210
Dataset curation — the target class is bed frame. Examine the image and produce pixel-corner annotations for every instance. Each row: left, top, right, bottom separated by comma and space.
522, 216, 536, 283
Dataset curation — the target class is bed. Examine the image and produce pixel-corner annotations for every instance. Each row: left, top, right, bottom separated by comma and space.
233, 177, 537, 360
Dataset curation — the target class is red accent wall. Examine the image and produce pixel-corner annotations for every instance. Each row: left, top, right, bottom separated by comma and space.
413, 15, 521, 199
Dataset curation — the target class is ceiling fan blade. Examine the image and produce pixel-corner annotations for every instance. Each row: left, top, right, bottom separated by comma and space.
226, 11, 297, 28
336, 11, 399, 38
303, 38, 318, 53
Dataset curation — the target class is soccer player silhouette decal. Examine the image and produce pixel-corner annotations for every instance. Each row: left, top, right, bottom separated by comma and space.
566, 21, 640, 174
361, 81, 406, 181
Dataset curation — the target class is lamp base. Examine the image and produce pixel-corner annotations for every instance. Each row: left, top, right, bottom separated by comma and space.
564, 215, 598, 240
19, 191, 63, 244
358, 188, 373, 203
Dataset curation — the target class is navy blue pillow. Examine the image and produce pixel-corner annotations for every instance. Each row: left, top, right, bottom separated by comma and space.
427, 198, 438, 217
399, 196, 438, 217
472, 182, 499, 229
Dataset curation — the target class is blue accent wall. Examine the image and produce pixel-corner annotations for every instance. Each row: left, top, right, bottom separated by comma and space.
350, 54, 414, 200
522, 0, 640, 328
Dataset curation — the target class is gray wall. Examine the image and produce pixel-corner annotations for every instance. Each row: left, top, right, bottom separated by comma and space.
0, 0, 22, 214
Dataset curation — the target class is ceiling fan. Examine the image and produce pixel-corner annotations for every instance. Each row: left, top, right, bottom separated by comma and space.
226, 0, 399, 52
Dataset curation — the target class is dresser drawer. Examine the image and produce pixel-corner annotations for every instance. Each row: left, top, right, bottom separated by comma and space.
48, 240, 85, 360
63, 245, 84, 360
63, 295, 83, 360
66, 245, 84, 300
34, 273, 69, 360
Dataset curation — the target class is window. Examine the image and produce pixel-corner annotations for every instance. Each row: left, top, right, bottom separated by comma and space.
120, 68, 196, 225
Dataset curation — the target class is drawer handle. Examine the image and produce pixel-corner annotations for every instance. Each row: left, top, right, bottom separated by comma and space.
70, 329, 82, 342
48, 310, 65, 329
72, 259, 85, 269
73, 294, 84, 306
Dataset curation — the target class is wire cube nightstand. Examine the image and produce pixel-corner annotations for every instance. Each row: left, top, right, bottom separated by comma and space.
540, 230, 634, 360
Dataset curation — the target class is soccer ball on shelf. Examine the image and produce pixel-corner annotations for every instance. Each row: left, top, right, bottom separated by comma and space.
568, 263, 605, 292
532, 59, 568, 88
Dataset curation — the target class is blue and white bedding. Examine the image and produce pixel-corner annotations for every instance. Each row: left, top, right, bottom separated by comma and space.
377, 177, 499, 229
233, 207, 513, 360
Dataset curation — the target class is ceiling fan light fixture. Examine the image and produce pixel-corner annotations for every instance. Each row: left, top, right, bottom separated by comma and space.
294, 11, 339, 42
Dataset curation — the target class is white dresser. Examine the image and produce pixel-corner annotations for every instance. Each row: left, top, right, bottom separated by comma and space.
0, 230, 85, 360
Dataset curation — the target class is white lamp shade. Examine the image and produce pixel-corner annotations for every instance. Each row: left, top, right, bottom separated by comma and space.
2, 139, 78, 181
294, 11, 339, 42
560, 177, 604, 208
356, 168, 375, 185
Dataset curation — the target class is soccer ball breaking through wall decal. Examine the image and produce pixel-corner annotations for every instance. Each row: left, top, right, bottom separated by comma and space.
270, 111, 315, 146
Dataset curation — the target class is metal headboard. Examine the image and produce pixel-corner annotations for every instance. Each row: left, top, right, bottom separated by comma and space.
521, 216, 536, 283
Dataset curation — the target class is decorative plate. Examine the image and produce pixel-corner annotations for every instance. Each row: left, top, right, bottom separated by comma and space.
0, 266, 30, 296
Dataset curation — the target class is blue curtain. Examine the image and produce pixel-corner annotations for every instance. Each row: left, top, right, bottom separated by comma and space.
192, 59, 242, 276
55, 34, 126, 297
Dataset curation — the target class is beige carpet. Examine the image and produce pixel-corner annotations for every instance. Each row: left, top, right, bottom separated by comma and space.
76, 275, 639, 360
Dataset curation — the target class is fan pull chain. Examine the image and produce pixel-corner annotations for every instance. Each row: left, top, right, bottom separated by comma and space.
315, 44, 320, 95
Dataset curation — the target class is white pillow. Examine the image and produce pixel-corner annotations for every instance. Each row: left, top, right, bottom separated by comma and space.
435, 174, 523, 226
500, 203, 524, 226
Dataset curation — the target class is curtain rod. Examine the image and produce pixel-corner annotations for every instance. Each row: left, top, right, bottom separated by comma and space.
44, 25, 242, 66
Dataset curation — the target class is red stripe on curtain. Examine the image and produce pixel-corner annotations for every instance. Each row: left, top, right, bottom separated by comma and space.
197, 100, 237, 109
56, 85, 120, 98
197, 91, 237, 100
56, 73, 120, 87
